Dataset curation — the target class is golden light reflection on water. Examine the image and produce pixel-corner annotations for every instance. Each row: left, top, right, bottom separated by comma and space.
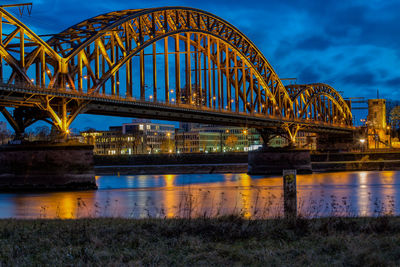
239, 174, 252, 218
358, 172, 369, 216
379, 171, 396, 215
12, 191, 98, 219
163, 174, 177, 218
4, 171, 400, 219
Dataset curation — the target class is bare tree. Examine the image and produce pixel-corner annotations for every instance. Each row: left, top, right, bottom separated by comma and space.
34, 126, 50, 141
161, 138, 175, 153
225, 134, 238, 151
390, 106, 400, 129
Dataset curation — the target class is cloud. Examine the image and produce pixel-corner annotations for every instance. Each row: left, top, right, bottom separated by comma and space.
385, 77, 400, 88
295, 36, 333, 51
297, 67, 321, 84
342, 72, 377, 86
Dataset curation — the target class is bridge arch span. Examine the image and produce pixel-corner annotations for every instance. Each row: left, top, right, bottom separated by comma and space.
0, 7, 61, 85
286, 83, 352, 126
0, 7, 353, 137
47, 7, 294, 118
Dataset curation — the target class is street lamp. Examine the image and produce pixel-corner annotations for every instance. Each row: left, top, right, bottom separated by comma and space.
359, 138, 365, 152
243, 129, 248, 151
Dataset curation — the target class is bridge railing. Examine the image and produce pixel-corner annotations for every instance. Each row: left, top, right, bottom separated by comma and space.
0, 80, 353, 130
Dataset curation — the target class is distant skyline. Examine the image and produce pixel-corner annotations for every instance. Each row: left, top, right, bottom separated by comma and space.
1, 0, 399, 131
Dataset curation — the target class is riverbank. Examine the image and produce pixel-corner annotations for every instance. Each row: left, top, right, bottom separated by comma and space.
95, 163, 248, 175
94, 151, 400, 175
1, 216, 399, 265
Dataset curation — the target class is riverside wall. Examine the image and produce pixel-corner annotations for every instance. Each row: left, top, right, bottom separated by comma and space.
94, 151, 400, 175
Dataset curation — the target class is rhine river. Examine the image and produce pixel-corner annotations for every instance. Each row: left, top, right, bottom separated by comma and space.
0, 171, 399, 219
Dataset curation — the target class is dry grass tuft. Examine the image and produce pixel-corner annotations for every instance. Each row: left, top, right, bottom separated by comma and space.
0, 216, 400, 265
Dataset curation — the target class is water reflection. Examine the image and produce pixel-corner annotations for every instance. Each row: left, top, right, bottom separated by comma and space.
1, 171, 400, 219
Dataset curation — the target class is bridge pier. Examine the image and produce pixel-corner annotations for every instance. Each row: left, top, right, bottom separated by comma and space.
316, 133, 355, 152
0, 107, 43, 139
249, 127, 311, 175
0, 143, 97, 190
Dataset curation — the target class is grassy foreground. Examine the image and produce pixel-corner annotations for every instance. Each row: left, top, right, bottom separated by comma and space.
1, 216, 400, 266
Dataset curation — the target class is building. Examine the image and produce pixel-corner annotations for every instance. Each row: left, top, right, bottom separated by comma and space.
122, 119, 175, 153
368, 99, 386, 129
179, 122, 202, 132
82, 119, 317, 155
269, 132, 317, 150
0, 121, 11, 145
81, 129, 138, 155
176, 124, 317, 152
366, 99, 390, 149
81, 120, 176, 155
175, 124, 261, 153
0, 121, 6, 133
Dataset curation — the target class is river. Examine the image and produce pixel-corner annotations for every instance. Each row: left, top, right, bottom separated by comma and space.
0, 171, 399, 219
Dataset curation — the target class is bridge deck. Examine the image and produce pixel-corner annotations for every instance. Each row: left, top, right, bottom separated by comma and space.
0, 83, 354, 134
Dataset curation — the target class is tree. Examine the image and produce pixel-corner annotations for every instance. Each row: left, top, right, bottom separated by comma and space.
161, 138, 175, 153
34, 126, 50, 141
131, 136, 142, 154
225, 134, 238, 151
84, 127, 97, 132
0, 130, 11, 145
390, 106, 400, 129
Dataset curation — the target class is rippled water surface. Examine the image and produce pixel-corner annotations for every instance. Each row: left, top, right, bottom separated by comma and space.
1, 171, 399, 218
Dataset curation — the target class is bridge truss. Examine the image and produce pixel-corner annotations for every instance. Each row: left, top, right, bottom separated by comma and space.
0, 6, 353, 141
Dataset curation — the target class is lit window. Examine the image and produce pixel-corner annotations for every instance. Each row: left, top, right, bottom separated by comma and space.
139, 124, 144, 130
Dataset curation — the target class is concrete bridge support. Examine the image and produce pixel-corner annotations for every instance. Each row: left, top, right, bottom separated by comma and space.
0, 143, 97, 190
248, 148, 312, 175
249, 127, 311, 175
316, 133, 355, 152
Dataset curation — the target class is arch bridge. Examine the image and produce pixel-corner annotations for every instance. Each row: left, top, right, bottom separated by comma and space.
0, 6, 353, 143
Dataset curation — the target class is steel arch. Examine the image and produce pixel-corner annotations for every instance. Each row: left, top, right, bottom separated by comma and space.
0, 7, 62, 85
286, 83, 352, 125
46, 7, 293, 115
0, 6, 353, 136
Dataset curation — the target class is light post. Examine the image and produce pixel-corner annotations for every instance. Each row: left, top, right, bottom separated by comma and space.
166, 132, 173, 153
243, 129, 248, 151
225, 129, 229, 152
219, 131, 223, 152
359, 138, 365, 152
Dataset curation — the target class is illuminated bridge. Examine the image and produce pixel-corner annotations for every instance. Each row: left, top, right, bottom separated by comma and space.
0, 6, 354, 143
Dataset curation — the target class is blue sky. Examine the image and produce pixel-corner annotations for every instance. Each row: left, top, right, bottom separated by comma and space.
1, 0, 399, 132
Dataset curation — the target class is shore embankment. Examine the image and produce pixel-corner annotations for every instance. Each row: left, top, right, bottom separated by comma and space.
94, 153, 248, 174
94, 151, 400, 175
312, 151, 400, 172
1, 216, 399, 265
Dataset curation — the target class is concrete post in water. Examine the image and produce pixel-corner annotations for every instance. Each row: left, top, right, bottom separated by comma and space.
283, 169, 297, 220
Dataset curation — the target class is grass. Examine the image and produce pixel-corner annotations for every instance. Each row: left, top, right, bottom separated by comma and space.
1, 216, 400, 265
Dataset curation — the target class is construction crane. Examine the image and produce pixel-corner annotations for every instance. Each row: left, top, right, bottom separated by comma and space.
0, 3, 32, 16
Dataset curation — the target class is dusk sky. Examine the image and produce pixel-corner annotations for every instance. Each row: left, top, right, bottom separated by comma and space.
1, 0, 399, 132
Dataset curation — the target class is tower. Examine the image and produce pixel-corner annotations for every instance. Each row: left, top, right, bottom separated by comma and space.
367, 99, 389, 149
